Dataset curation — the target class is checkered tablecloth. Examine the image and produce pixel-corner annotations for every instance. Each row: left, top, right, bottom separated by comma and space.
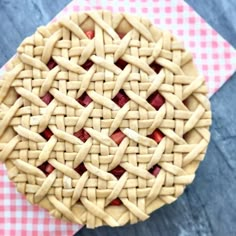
0, 0, 235, 235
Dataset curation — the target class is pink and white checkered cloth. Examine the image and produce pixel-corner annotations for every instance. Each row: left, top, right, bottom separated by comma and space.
0, 0, 235, 235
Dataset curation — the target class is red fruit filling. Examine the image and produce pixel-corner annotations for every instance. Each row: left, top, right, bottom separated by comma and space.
47, 58, 57, 70
110, 129, 126, 145
40, 92, 53, 105
74, 129, 90, 142
85, 30, 95, 39
38, 161, 54, 175
41, 128, 53, 140
147, 91, 165, 110
110, 165, 125, 179
112, 90, 129, 108
76, 92, 92, 107
148, 129, 164, 143
110, 198, 122, 206
115, 59, 127, 70
75, 163, 87, 175
150, 62, 162, 74
82, 60, 93, 70
118, 33, 125, 39
149, 165, 161, 177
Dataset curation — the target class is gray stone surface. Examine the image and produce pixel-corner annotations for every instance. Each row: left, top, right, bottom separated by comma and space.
0, 1, 235, 235
0, 0, 70, 66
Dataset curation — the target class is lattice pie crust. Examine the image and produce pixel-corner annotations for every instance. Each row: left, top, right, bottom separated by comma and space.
0, 11, 211, 228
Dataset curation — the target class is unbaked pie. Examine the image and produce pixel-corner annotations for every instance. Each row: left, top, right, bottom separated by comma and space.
0, 10, 211, 228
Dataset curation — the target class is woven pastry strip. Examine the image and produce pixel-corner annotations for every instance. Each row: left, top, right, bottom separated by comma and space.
0, 10, 211, 228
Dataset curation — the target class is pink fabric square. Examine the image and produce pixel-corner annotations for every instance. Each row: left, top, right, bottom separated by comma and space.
142, 7, 148, 13
177, 5, 184, 12
73, 5, 79, 11
189, 17, 196, 24
165, 6, 171, 13
202, 53, 208, 59
189, 29, 195, 36
153, 7, 160, 13
107, 6, 113, 11
224, 52, 231, 58
200, 29, 207, 35
225, 64, 233, 70
214, 64, 220, 70
154, 18, 160, 24
165, 18, 172, 24
130, 7, 136, 13
177, 29, 184, 35
213, 53, 219, 59
84, 6, 91, 11
201, 41, 207, 48
212, 41, 218, 48
189, 41, 196, 48
177, 18, 183, 24
215, 76, 221, 82
118, 6, 125, 12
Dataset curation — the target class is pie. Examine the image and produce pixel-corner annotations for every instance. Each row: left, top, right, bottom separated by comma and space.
0, 10, 211, 228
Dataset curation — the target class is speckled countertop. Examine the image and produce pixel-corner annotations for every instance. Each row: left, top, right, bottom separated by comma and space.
0, 1, 235, 235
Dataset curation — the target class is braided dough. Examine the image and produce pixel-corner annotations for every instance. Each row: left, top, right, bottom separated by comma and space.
0, 10, 211, 228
